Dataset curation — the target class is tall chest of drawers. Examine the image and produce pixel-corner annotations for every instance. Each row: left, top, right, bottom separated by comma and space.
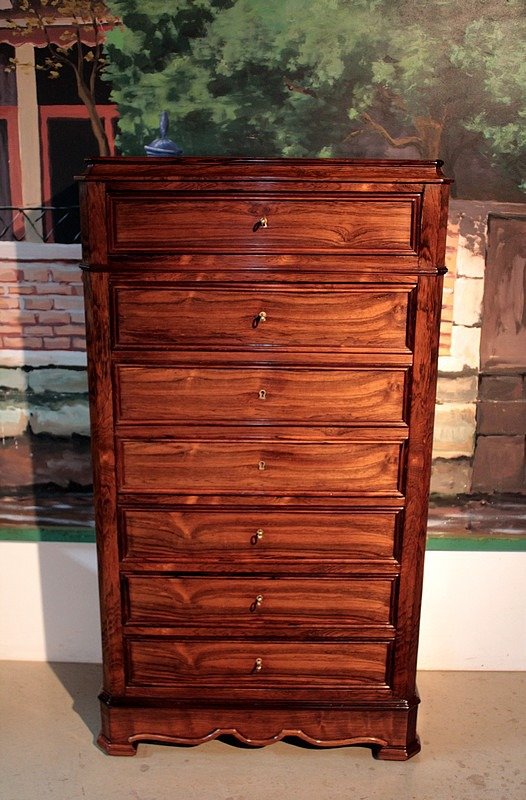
80, 157, 450, 760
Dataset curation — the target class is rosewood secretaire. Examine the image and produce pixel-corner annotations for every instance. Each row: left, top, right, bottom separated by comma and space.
79, 157, 451, 760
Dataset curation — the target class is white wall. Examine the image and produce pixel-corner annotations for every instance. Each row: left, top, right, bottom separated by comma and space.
0, 542, 101, 663
418, 552, 526, 669
1, 542, 525, 669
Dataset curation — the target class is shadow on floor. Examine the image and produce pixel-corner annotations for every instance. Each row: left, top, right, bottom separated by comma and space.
49, 662, 102, 743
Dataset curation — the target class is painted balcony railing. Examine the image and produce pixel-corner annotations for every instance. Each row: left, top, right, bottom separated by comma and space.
0, 206, 81, 244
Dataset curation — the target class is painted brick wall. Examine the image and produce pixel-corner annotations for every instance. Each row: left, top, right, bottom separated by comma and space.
431, 199, 526, 495
438, 208, 460, 357
0, 243, 85, 353
0, 243, 90, 489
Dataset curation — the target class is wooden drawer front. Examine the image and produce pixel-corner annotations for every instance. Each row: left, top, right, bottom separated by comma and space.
126, 639, 390, 687
124, 576, 394, 627
122, 509, 399, 562
119, 440, 403, 495
113, 287, 412, 351
110, 196, 416, 254
116, 366, 407, 425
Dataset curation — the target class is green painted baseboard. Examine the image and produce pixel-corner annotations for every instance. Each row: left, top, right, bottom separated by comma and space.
426, 535, 526, 551
0, 527, 95, 543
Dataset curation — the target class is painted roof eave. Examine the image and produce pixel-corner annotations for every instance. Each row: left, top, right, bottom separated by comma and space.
0, 14, 114, 47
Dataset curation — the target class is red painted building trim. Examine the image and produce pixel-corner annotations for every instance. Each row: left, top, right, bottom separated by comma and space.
0, 104, 24, 237
0, 105, 23, 208
0, 15, 115, 48
39, 104, 118, 207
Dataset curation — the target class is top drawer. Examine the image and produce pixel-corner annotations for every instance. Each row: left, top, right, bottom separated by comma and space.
108, 195, 419, 255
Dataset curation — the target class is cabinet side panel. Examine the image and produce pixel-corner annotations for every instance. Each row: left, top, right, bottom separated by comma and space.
83, 268, 124, 693
79, 181, 108, 265
393, 181, 449, 694
418, 183, 450, 271
393, 271, 444, 695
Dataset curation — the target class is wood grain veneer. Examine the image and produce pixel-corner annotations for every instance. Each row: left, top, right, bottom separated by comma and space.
126, 639, 391, 688
109, 196, 418, 254
120, 508, 401, 563
123, 575, 395, 627
115, 365, 408, 425
112, 286, 412, 351
79, 157, 450, 760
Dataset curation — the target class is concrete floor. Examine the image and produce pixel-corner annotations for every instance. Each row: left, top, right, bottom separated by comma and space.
0, 663, 524, 800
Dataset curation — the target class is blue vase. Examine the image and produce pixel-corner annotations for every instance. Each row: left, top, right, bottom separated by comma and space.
144, 111, 183, 156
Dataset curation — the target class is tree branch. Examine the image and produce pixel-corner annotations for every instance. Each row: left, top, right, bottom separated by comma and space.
28, 3, 77, 77
283, 78, 317, 98
361, 112, 423, 151
75, 23, 83, 75
341, 128, 365, 146
20, 1, 110, 156
89, 3, 106, 96
377, 84, 408, 114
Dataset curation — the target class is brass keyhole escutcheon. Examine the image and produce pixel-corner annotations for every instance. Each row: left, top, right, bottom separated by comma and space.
252, 216, 268, 232
258, 460, 266, 471
250, 594, 264, 612
254, 657, 263, 672
258, 388, 267, 400
251, 528, 264, 545
252, 310, 267, 328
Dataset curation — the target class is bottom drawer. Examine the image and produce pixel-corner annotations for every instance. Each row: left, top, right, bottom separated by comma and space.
126, 638, 391, 688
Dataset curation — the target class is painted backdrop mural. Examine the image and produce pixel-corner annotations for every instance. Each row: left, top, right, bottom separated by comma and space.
1, 0, 525, 538
105, 0, 526, 201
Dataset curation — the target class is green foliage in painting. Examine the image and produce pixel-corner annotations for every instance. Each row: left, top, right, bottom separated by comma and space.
104, 0, 526, 194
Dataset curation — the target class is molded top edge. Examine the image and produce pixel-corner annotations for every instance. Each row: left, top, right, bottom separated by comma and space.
78, 156, 452, 183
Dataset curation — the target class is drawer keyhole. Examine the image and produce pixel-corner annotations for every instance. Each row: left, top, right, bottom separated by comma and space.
258, 460, 266, 471
252, 310, 267, 328
252, 216, 268, 232
258, 388, 267, 400
251, 528, 264, 545
250, 594, 264, 612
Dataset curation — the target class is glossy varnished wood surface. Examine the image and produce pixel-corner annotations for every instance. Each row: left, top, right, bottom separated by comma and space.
115, 365, 408, 425
112, 285, 413, 351
97, 701, 420, 759
118, 439, 404, 495
82, 269, 124, 694
80, 155, 452, 184
125, 639, 391, 688
120, 508, 400, 563
392, 271, 445, 696
123, 575, 395, 627
80, 157, 450, 759
109, 195, 417, 254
